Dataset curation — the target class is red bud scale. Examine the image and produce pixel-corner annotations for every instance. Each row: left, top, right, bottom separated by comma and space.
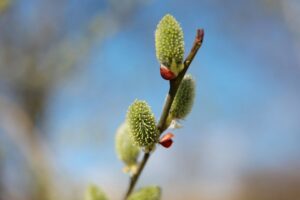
159, 132, 174, 148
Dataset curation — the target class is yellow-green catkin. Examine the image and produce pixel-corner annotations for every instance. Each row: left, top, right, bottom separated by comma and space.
155, 14, 185, 76
170, 74, 195, 120
128, 186, 161, 200
126, 100, 159, 149
85, 184, 108, 200
115, 122, 140, 172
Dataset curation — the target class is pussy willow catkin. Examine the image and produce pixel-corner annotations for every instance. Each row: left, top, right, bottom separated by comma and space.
155, 14, 185, 77
127, 100, 159, 148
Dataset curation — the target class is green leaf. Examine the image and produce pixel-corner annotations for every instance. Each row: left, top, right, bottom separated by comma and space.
85, 184, 108, 200
128, 186, 161, 200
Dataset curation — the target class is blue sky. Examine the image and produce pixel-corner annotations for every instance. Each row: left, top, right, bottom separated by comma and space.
45, 0, 300, 184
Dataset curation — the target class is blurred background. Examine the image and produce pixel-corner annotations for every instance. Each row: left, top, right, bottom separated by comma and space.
1, 0, 300, 199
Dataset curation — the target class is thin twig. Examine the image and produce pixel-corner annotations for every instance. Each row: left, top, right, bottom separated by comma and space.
125, 152, 150, 198
124, 29, 204, 199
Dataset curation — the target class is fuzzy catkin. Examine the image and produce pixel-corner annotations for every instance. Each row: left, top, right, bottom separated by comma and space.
128, 186, 161, 200
155, 14, 184, 76
127, 100, 159, 148
170, 74, 195, 119
85, 184, 108, 200
115, 122, 140, 167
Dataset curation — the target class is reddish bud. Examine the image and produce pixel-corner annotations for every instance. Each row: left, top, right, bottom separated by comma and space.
160, 65, 176, 80
159, 133, 174, 148
196, 29, 204, 45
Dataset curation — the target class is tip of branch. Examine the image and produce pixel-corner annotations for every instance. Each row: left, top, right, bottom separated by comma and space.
196, 29, 204, 44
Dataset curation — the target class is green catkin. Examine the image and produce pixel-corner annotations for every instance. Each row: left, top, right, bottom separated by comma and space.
155, 14, 185, 76
85, 184, 108, 200
128, 186, 161, 200
115, 122, 140, 170
170, 74, 196, 119
126, 100, 159, 148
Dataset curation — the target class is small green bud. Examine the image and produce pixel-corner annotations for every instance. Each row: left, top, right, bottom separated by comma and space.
170, 74, 196, 119
126, 100, 159, 148
128, 186, 161, 200
85, 184, 108, 200
115, 122, 140, 171
155, 14, 184, 77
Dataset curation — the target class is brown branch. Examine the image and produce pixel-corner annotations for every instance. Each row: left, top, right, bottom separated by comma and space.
124, 29, 204, 199
124, 152, 150, 199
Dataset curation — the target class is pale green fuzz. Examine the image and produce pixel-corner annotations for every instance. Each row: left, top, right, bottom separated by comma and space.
127, 100, 159, 148
115, 122, 140, 170
155, 14, 184, 75
128, 186, 161, 200
85, 184, 108, 200
170, 74, 195, 119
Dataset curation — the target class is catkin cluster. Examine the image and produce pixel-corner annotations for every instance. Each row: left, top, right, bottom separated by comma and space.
110, 13, 203, 200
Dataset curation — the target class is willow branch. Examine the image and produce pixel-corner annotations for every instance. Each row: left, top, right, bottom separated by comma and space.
124, 29, 204, 199
157, 29, 204, 134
